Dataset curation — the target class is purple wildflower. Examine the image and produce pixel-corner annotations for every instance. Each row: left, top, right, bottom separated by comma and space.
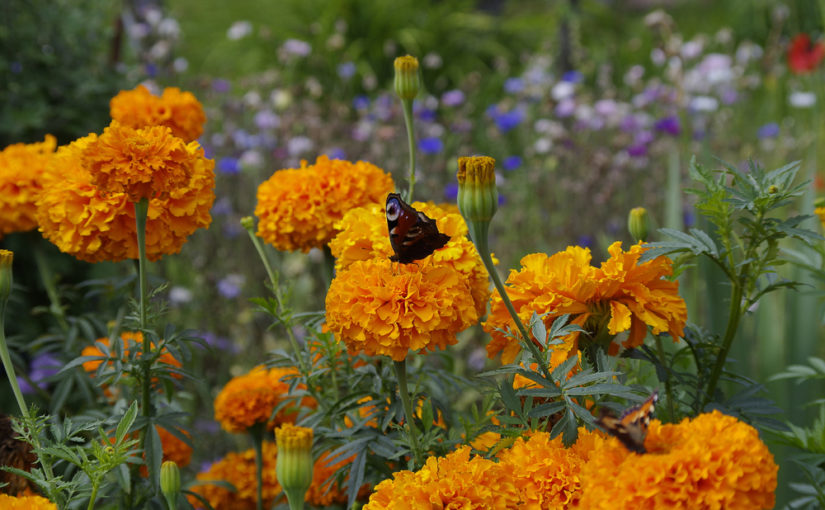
502, 156, 522, 171
418, 137, 443, 155
757, 123, 779, 139
654, 115, 681, 136
444, 182, 458, 201
504, 77, 524, 94
441, 89, 465, 107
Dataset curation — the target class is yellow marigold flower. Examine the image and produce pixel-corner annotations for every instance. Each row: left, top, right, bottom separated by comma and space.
110, 84, 206, 142
496, 428, 606, 509
82, 121, 199, 201
0, 135, 57, 238
0, 494, 56, 509
579, 410, 777, 509
364, 446, 520, 509
81, 332, 182, 379
329, 201, 492, 317
37, 133, 214, 262
484, 242, 686, 365
189, 441, 282, 510
213, 366, 316, 433
255, 155, 394, 252
325, 257, 479, 361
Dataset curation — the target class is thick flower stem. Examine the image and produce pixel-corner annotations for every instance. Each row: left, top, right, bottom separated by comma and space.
393, 359, 424, 468
32, 239, 69, 333
702, 282, 743, 408
401, 99, 417, 200
250, 424, 265, 510
655, 335, 675, 420
469, 225, 551, 380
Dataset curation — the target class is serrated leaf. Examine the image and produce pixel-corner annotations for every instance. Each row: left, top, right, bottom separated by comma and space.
115, 401, 139, 444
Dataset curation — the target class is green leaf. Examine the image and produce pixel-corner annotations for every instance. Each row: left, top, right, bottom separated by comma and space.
115, 402, 139, 444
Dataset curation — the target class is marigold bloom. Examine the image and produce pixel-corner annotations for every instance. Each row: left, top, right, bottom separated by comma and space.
135, 426, 192, 478
484, 242, 686, 365
579, 411, 777, 509
37, 134, 214, 262
213, 366, 315, 433
0, 135, 57, 238
0, 494, 56, 509
110, 84, 206, 142
788, 34, 825, 74
364, 446, 520, 509
325, 257, 479, 361
255, 155, 394, 252
816, 205, 825, 229
189, 441, 282, 510
328, 201, 491, 317
81, 332, 182, 378
82, 121, 201, 201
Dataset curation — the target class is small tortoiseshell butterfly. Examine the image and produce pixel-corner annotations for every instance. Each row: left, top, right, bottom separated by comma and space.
386, 193, 450, 264
595, 391, 658, 453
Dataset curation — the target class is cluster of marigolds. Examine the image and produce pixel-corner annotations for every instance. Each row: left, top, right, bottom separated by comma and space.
0, 81, 779, 509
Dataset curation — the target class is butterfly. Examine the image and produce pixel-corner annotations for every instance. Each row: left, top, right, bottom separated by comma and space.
595, 391, 658, 454
386, 193, 450, 264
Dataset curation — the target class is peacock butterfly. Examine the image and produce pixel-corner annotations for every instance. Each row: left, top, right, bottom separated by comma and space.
386, 193, 450, 264
595, 391, 658, 453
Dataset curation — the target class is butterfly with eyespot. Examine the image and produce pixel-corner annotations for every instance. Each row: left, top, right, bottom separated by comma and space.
386, 193, 450, 264
595, 391, 658, 454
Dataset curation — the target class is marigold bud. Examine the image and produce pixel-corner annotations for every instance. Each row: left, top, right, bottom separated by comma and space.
457, 156, 498, 228
394, 55, 420, 100
276, 423, 313, 510
160, 460, 181, 509
0, 250, 12, 316
628, 207, 650, 242
240, 216, 255, 231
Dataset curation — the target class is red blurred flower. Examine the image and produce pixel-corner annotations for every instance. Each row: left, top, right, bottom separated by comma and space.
788, 34, 825, 74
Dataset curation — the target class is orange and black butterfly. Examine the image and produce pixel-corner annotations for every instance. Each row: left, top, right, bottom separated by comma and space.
385, 193, 450, 264
595, 392, 658, 453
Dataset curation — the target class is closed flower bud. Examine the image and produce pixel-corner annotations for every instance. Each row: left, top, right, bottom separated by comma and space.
628, 207, 650, 242
394, 55, 420, 100
276, 423, 313, 510
0, 250, 12, 316
160, 461, 181, 509
457, 157, 498, 239
240, 216, 255, 231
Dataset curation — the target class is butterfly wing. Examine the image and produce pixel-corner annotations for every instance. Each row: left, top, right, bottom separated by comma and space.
386, 193, 450, 264
596, 392, 658, 454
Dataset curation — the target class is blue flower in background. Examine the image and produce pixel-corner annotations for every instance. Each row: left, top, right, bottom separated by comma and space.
654, 115, 681, 136
444, 182, 458, 201
498, 194, 506, 206
145, 63, 158, 78
327, 147, 347, 160
441, 89, 465, 107
418, 137, 444, 155
217, 157, 241, 175
337, 61, 356, 79
17, 352, 61, 394
683, 208, 696, 228
416, 107, 437, 122
627, 143, 648, 158
211, 197, 233, 216
353, 95, 370, 110
757, 122, 779, 139
10, 62, 22, 73
504, 77, 524, 94
217, 274, 245, 299
490, 108, 524, 132
561, 70, 583, 83
212, 78, 230, 93
576, 234, 594, 249
502, 155, 522, 171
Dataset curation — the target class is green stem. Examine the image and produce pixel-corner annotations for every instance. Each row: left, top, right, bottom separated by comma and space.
393, 359, 423, 467
0, 322, 30, 421
250, 425, 265, 510
702, 281, 744, 408
87, 481, 100, 510
470, 225, 551, 380
655, 335, 675, 421
401, 98, 416, 200
33, 241, 69, 333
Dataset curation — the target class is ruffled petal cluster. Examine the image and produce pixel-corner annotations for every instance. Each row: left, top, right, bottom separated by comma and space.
213, 366, 315, 433
37, 133, 214, 262
255, 155, 394, 252
325, 257, 479, 361
484, 242, 686, 365
0, 135, 57, 238
0, 494, 56, 509
329, 201, 491, 318
579, 410, 777, 509
110, 84, 206, 142
364, 446, 520, 509
81, 121, 199, 201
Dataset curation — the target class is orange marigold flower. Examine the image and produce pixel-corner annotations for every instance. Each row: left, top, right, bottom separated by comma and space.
136, 426, 192, 478
0, 135, 57, 238
255, 155, 394, 252
213, 366, 316, 433
325, 257, 479, 361
189, 441, 282, 510
81, 332, 182, 378
82, 121, 199, 201
0, 494, 56, 509
497, 428, 606, 509
306, 451, 354, 507
329, 201, 492, 318
37, 134, 214, 262
484, 242, 686, 365
363, 446, 520, 509
816, 205, 825, 229
110, 84, 206, 142
579, 410, 777, 509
